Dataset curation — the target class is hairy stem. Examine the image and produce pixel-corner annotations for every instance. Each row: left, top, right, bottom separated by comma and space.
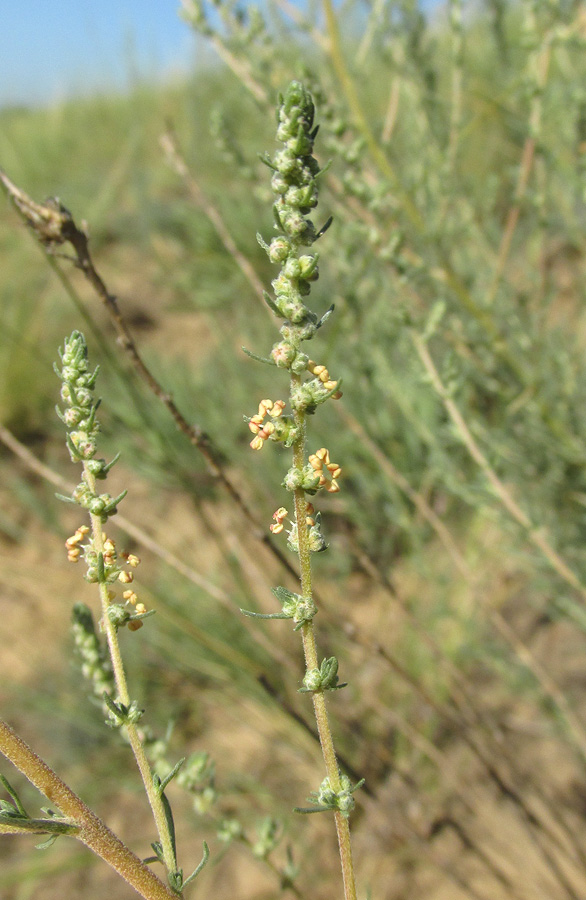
0, 719, 177, 900
84, 466, 178, 882
290, 374, 358, 900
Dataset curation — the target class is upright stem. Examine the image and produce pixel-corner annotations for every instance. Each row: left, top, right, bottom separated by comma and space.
290, 374, 358, 900
84, 466, 178, 883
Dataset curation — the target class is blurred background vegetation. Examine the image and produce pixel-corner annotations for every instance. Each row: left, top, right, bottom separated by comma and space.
3, 1, 586, 898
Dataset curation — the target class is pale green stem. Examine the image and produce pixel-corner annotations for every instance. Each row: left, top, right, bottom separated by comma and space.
0, 719, 177, 900
321, 0, 423, 232
446, 0, 463, 176
290, 373, 358, 900
84, 466, 179, 885
0, 819, 79, 837
487, 38, 551, 305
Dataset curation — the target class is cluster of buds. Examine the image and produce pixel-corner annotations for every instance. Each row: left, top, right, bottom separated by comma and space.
64, 526, 147, 625
252, 817, 282, 861
55, 331, 101, 463
249, 83, 343, 516
106, 601, 151, 632
71, 602, 115, 703
248, 398, 286, 449
176, 751, 218, 816
256, 82, 327, 329
307, 360, 342, 398
56, 331, 126, 522
308, 448, 342, 493
301, 774, 365, 818
70, 480, 126, 521
289, 376, 342, 415
270, 340, 309, 373
300, 656, 346, 693
56, 332, 151, 633
274, 585, 317, 630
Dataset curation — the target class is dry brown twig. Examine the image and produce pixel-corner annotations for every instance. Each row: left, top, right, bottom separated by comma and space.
0, 167, 301, 591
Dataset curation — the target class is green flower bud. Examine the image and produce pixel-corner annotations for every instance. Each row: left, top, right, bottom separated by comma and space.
85, 458, 106, 476
308, 520, 328, 552
302, 668, 322, 691
74, 388, 93, 407
268, 237, 290, 262
217, 818, 243, 843
271, 172, 289, 195
290, 377, 338, 414
299, 657, 345, 692
274, 148, 299, 176
312, 774, 362, 818
298, 254, 319, 280
63, 407, 83, 427
106, 605, 131, 627
283, 257, 302, 279
287, 132, 313, 157
252, 818, 281, 860
291, 351, 310, 374
271, 341, 296, 367
270, 418, 300, 447
283, 464, 320, 493
193, 786, 217, 816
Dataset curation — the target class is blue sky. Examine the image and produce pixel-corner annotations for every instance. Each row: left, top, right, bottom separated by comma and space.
0, 1, 196, 107
1, 1, 442, 109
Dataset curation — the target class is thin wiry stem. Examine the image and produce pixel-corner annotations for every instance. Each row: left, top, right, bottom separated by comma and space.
0, 167, 302, 589
487, 38, 552, 304
180, 0, 269, 104
381, 77, 401, 145
355, 0, 385, 66
83, 466, 179, 882
446, 0, 464, 176
320, 0, 423, 230
160, 131, 266, 302
411, 330, 586, 603
273, 0, 328, 51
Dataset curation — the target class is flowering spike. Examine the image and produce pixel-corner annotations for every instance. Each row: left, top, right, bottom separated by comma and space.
241, 84, 360, 888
